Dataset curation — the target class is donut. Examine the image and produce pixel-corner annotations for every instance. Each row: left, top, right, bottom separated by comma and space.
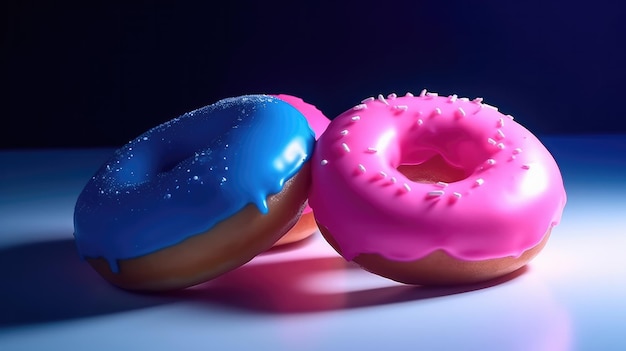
309, 91, 567, 285
74, 95, 315, 291
272, 94, 330, 246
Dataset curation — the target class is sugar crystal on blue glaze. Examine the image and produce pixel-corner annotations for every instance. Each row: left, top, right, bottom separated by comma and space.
73, 95, 315, 272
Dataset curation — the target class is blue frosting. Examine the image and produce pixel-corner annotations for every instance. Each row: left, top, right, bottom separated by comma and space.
74, 95, 315, 272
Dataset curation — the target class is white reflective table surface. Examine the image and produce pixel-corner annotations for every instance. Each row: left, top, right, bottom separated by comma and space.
1, 135, 625, 350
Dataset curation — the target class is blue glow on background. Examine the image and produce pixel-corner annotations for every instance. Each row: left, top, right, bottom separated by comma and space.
4, 2, 626, 150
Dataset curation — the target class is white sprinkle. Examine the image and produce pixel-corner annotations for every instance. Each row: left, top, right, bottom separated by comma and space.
420, 89, 427, 97
394, 105, 408, 111
417, 119, 424, 126
513, 148, 522, 154
488, 138, 497, 145
431, 107, 442, 116
403, 183, 412, 192
426, 92, 439, 98
361, 96, 375, 103
367, 147, 378, 153
455, 107, 466, 118
497, 118, 505, 128
378, 94, 389, 105
459, 97, 469, 102
510, 155, 517, 160
506, 114, 515, 120
448, 94, 458, 103
390, 177, 397, 184
428, 190, 445, 197
405, 92, 414, 97
472, 97, 484, 104
320, 159, 328, 166
351, 115, 361, 121
193, 175, 199, 180
453, 192, 462, 198
473, 104, 484, 115
522, 164, 531, 170
435, 181, 449, 187
340, 129, 349, 136
487, 158, 496, 165
388, 93, 397, 99
342, 143, 351, 152
354, 104, 368, 110
497, 129, 505, 139
379, 171, 387, 178
475, 178, 485, 186
497, 143, 506, 149
358, 164, 366, 173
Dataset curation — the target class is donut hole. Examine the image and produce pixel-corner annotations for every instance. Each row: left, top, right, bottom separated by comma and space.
155, 152, 192, 175
397, 154, 470, 184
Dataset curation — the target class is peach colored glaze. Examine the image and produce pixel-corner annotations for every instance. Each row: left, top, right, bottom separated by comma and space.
275, 94, 331, 214
309, 91, 567, 262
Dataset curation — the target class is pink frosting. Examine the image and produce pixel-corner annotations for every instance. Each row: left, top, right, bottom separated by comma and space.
309, 91, 566, 262
275, 94, 331, 214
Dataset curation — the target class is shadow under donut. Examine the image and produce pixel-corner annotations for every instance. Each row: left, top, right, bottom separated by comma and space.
0, 237, 177, 327
172, 255, 529, 314
0, 235, 528, 326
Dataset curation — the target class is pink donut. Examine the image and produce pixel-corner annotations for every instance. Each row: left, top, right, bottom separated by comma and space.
273, 94, 331, 245
309, 91, 566, 285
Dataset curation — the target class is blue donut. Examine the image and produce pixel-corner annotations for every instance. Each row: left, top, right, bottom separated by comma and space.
74, 95, 315, 273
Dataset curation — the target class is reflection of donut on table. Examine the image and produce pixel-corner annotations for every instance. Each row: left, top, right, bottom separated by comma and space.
310, 91, 567, 285
273, 94, 331, 245
74, 95, 316, 291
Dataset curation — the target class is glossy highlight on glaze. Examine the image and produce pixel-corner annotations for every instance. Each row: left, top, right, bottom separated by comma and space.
74, 95, 315, 272
309, 91, 567, 262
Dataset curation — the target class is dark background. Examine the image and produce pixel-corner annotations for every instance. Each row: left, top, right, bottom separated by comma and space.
3, 0, 626, 149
